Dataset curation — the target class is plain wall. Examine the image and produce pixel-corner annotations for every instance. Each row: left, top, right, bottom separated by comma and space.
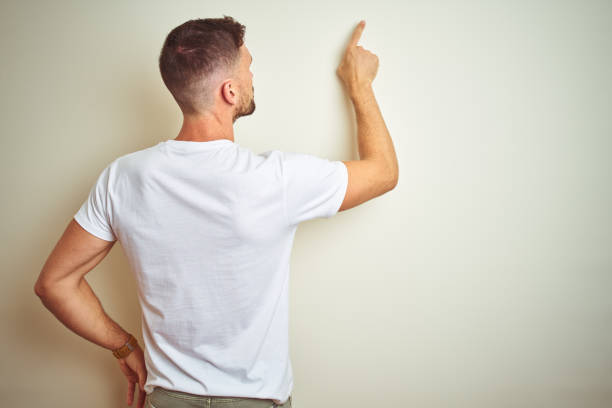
2, 0, 611, 407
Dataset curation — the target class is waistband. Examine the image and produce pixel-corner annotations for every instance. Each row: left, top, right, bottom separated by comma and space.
153, 387, 291, 406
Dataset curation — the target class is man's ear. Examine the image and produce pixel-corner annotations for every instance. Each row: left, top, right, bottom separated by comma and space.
220, 80, 237, 106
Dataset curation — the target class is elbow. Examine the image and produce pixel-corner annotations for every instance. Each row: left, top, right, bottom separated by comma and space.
391, 173, 398, 189
387, 172, 399, 191
35, 277, 80, 297
34, 281, 47, 297
34, 278, 54, 297
381, 177, 397, 193
385, 161, 399, 191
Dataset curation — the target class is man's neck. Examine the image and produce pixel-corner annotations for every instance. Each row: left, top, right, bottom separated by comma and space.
176, 111, 234, 142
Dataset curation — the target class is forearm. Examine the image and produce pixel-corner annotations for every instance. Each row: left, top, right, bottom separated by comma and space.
350, 85, 399, 180
36, 278, 131, 351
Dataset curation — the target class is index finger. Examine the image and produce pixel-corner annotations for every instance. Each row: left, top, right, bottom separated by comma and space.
348, 20, 365, 48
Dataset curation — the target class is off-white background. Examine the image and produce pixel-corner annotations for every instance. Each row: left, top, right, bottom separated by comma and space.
2, 0, 611, 407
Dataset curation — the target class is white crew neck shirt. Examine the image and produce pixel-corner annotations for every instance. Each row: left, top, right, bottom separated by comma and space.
73, 138, 348, 404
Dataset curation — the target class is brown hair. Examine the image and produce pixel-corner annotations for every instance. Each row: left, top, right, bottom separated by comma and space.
159, 16, 246, 115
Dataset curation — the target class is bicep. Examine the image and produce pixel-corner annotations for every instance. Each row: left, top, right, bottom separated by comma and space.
338, 159, 397, 212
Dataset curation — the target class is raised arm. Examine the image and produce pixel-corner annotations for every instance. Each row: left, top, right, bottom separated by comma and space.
336, 20, 398, 212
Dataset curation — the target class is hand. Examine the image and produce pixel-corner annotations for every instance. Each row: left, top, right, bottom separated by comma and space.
117, 345, 148, 408
336, 20, 379, 96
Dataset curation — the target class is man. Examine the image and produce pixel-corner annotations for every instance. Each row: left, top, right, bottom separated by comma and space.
34, 16, 397, 408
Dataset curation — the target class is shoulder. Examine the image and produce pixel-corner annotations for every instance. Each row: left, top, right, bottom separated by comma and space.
112, 144, 162, 174
256, 149, 334, 168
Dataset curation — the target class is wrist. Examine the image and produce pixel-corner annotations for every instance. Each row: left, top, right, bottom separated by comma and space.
112, 333, 139, 359
111, 331, 133, 350
349, 83, 374, 102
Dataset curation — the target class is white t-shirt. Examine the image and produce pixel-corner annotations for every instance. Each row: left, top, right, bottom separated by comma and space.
73, 138, 348, 404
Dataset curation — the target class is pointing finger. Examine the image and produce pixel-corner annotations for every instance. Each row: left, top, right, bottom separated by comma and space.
349, 20, 366, 48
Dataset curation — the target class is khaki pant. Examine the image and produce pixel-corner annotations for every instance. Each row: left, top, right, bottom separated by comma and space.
145, 386, 293, 408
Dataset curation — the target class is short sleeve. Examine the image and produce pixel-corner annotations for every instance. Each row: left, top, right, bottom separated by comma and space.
73, 163, 117, 242
280, 151, 348, 225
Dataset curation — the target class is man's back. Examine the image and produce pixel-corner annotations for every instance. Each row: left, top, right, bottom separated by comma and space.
73, 138, 348, 402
